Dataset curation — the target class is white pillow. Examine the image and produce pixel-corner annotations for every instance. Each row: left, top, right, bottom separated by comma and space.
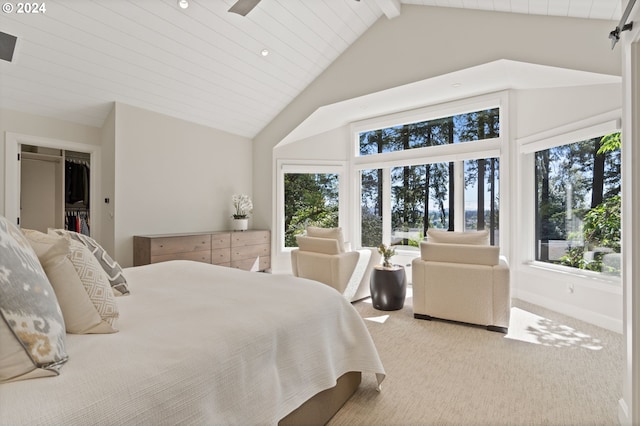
23, 229, 119, 334
296, 235, 342, 255
305, 226, 346, 253
426, 229, 489, 245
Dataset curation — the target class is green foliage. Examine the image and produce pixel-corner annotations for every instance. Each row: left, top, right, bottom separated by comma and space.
583, 195, 621, 252
597, 132, 621, 155
284, 173, 339, 247
559, 195, 621, 274
377, 244, 396, 268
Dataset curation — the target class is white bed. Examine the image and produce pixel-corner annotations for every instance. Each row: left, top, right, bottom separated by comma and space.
0, 260, 385, 425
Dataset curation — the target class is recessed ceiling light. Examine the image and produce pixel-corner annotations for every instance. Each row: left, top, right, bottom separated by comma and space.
178, 0, 189, 9
261, 49, 269, 57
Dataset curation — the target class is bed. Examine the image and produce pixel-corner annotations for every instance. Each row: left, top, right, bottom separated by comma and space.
0, 223, 385, 425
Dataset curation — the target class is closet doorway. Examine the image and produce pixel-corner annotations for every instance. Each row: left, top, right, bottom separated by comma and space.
20, 145, 91, 235
4, 132, 101, 240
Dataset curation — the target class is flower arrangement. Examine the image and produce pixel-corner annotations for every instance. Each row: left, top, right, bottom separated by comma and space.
377, 243, 396, 268
232, 194, 253, 219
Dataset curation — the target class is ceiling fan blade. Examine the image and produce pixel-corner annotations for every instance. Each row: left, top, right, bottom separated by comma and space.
228, 0, 261, 16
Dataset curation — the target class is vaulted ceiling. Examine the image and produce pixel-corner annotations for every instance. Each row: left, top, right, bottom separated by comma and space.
0, 0, 622, 138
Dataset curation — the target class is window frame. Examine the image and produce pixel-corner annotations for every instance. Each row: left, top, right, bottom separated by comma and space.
276, 159, 347, 255
516, 111, 622, 284
350, 92, 509, 251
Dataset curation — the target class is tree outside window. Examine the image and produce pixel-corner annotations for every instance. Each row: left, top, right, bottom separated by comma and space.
535, 132, 621, 276
283, 173, 339, 247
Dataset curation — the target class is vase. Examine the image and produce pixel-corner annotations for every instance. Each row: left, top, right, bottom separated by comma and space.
232, 218, 249, 231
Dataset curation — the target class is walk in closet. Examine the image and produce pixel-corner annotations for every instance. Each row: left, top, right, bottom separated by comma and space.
20, 144, 91, 235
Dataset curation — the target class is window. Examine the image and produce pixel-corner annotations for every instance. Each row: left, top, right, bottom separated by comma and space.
535, 132, 621, 276
358, 107, 499, 156
356, 96, 504, 250
283, 172, 340, 248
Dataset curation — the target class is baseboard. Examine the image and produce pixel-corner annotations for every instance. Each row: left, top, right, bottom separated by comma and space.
514, 290, 623, 333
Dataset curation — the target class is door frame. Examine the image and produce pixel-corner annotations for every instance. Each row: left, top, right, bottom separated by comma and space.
4, 132, 101, 240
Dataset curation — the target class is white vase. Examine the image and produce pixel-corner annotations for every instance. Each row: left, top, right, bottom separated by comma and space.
232, 218, 248, 231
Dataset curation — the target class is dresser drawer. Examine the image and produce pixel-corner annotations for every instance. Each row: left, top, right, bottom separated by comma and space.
151, 250, 211, 264
231, 243, 270, 261
150, 235, 211, 256
231, 230, 269, 247
211, 247, 231, 265
211, 233, 231, 249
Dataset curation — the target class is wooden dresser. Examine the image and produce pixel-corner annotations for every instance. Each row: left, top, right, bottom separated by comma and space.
133, 230, 270, 272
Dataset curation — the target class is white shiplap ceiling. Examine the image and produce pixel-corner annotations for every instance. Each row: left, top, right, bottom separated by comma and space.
0, 0, 622, 139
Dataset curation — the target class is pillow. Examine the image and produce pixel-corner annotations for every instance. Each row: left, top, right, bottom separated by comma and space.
0, 216, 68, 383
426, 229, 489, 246
296, 235, 342, 255
49, 229, 129, 295
306, 226, 345, 253
23, 229, 119, 334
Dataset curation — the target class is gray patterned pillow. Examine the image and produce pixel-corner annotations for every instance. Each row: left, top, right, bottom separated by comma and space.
0, 215, 68, 383
49, 229, 129, 295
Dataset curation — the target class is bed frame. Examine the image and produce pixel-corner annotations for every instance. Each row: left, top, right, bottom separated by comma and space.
279, 372, 361, 425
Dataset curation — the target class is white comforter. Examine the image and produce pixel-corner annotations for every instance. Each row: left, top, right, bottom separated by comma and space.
0, 260, 385, 425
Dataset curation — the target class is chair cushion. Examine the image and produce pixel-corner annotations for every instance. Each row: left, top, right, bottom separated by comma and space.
306, 226, 345, 253
426, 229, 489, 245
420, 242, 500, 266
296, 235, 341, 255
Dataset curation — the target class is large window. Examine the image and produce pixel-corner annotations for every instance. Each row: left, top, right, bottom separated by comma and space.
535, 132, 621, 276
283, 172, 339, 247
361, 158, 500, 249
357, 100, 502, 249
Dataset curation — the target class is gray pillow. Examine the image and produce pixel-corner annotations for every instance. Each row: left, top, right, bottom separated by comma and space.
49, 229, 130, 295
0, 215, 68, 383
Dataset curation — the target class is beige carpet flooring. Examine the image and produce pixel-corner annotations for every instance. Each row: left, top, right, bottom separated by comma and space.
328, 291, 623, 426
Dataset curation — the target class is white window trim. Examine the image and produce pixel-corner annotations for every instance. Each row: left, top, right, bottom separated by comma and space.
349, 91, 509, 251
515, 109, 623, 283
275, 159, 347, 255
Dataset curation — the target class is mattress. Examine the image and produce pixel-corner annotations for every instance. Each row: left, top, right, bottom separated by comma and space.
0, 260, 385, 425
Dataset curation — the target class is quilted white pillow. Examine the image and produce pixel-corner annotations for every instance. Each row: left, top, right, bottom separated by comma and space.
0, 217, 68, 383
23, 230, 119, 334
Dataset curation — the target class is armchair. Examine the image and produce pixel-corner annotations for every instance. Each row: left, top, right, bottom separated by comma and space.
290, 227, 380, 302
411, 230, 510, 333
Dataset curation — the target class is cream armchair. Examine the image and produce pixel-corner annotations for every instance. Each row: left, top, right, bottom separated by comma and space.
411, 230, 510, 333
290, 227, 380, 302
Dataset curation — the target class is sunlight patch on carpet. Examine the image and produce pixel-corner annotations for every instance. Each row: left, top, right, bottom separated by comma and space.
506, 307, 603, 350
365, 315, 390, 324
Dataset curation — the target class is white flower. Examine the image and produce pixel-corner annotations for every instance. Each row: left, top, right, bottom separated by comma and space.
232, 194, 253, 219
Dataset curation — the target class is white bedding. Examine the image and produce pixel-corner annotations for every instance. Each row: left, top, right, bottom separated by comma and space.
0, 260, 385, 425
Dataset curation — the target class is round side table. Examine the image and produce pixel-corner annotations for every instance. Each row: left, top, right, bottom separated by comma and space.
370, 265, 407, 311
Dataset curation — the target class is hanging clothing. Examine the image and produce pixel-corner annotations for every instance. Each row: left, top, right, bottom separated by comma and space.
65, 160, 90, 207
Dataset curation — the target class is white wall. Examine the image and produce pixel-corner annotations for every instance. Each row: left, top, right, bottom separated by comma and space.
112, 102, 253, 267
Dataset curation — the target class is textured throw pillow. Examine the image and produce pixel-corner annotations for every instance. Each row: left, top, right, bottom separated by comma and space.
49, 229, 129, 295
0, 216, 68, 383
426, 229, 490, 245
306, 226, 345, 253
23, 229, 118, 334
67, 239, 119, 331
